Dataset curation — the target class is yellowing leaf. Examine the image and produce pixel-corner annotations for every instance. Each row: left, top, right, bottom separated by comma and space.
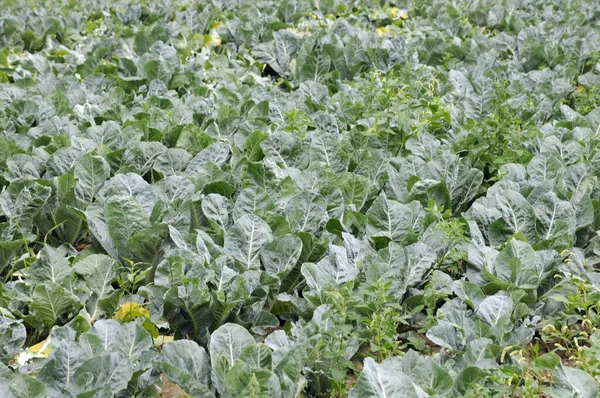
154, 335, 175, 347
15, 352, 34, 366
204, 34, 222, 46
29, 340, 47, 354
211, 21, 222, 29
15, 339, 54, 365
400, 11, 409, 20
113, 302, 150, 322
376, 27, 389, 37
387, 7, 399, 18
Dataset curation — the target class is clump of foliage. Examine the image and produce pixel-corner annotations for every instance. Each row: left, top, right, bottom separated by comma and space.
1, 0, 600, 396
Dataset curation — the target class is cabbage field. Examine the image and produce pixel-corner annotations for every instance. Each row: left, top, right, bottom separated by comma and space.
1, 0, 600, 396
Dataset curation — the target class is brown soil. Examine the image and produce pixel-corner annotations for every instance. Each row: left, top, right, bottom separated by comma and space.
262, 325, 282, 338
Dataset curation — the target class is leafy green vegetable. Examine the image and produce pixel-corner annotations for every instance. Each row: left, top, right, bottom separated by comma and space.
1, 0, 599, 396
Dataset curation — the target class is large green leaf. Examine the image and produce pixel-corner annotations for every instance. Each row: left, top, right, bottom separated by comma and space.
98, 173, 157, 215
238, 343, 273, 370
476, 296, 513, 336
0, 182, 51, 240
153, 148, 192, 176
105, 196, 151, 254
232, 188, 275, 221
0, 317, 26, 365
526, 153, 562, 184
490, 239, 547, 289
153, 176, 195, 204
210, 323, 255, 366
224, 362, 282, 398
335, 173, 372, 209
494, 190, 537, 243
74, 154, 111, 207
0, 240, 24, 276
260, 131, 307, 169
37, 340, 88, 396
253, 30, 302, 78
128, 222, 169, 268
113, 321, 153, 364
552, 365, 599, 398
201, 193, 231, 232
285, 192, 327, 234
408, 180, 452, 212
349, 357, 419, 398
366, 193, 413, 243
300, 51, 331, 82
259, 234, 302, 278
73, 353, 133, 394
85, 202, 119, 259
533, 191, 576, 241
314, 243, 359, 285
210, 323, 255, 393
29, 245, 72, 284
162, 282, 225, 345
395, 351, 453, 395
154, 340, 214, 398
224, 214, 273, 268
453, 366, 486, 395
8, 374, 46, 398
401, 243, 437, 290
29, 282, 82, 328
185, 142, 230, 175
